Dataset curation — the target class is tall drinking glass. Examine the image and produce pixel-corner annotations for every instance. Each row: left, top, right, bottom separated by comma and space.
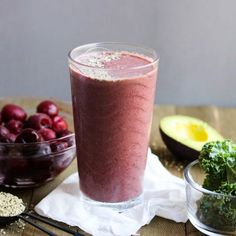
68, 43, 159, 209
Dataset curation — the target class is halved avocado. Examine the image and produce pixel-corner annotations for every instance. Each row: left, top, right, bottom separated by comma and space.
159, 115, 224, 160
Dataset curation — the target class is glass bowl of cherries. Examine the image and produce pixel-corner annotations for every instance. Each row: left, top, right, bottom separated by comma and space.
0, 99, 76, 188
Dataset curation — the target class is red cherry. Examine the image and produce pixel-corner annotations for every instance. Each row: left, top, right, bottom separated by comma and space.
15, 128, 44, 143
37, 100, 59, 117
6, 120, 23, 135
1, 104, 27, 123
38, 128, 56, 141
52, 116, 68, 133
57, 129, 74, 147
0, 126, 15, 143
57, 129, 72, 138
0, 112, 2, 124
0, 126, 10, 142
50, 141, 68, 152
27, 113, 52, 130
4, 133, 16, 143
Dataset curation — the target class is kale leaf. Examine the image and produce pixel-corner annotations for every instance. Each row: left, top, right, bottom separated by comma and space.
199, 140, 236, 190
197, 194, 236, 230
197, 140, 236, 231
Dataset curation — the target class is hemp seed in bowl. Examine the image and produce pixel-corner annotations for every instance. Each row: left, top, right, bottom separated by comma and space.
0, 192, 25, 217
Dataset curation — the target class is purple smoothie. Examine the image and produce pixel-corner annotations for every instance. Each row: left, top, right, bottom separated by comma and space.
69, 51, 157, 202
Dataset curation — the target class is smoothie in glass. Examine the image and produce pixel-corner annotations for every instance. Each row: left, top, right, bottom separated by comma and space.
68, 43, 159, 206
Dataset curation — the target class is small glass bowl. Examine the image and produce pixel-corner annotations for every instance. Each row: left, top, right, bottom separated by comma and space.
184, 160, 236, 236
0, 133, 76, 188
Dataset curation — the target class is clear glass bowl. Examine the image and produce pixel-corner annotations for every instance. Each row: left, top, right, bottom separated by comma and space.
184, 160, 236, 236
0, 133, 76, 188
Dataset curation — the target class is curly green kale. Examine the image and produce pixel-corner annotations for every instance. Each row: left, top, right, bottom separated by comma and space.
197, 140, 236, 231
199, 140, 236, 190
197, 193, 236, 230
218, 182, 236, 196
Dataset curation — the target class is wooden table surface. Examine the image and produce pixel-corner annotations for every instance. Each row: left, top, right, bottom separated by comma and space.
0, 98, 234, 236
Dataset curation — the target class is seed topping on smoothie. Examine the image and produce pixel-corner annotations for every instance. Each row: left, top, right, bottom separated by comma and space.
73, 51, 121, 80
84, 51, 121, 68
71, 51, 154, 81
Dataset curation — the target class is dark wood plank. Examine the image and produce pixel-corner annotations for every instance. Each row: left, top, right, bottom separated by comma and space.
140, 217, 185, 236
217, 107, 236, 142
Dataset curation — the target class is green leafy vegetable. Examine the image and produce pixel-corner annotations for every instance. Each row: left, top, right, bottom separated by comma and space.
199, 140, 236, 190
218, 182, 236, 195
197, 194, 236, 230
197, 140, 236, 231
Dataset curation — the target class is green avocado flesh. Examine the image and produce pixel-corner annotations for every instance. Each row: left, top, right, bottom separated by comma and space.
159, 115, 224, 160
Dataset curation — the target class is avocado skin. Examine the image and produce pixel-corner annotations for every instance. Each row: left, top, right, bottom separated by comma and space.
159, 127, 199, 161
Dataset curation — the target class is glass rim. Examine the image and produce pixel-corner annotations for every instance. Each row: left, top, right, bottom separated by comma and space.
68, 42, 160, 71
184, 160, 236, 199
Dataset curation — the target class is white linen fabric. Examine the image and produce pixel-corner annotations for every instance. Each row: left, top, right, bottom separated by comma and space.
35, 149, 187, 236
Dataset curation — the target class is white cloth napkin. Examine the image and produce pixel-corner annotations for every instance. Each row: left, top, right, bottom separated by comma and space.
35, 149, 187, 236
